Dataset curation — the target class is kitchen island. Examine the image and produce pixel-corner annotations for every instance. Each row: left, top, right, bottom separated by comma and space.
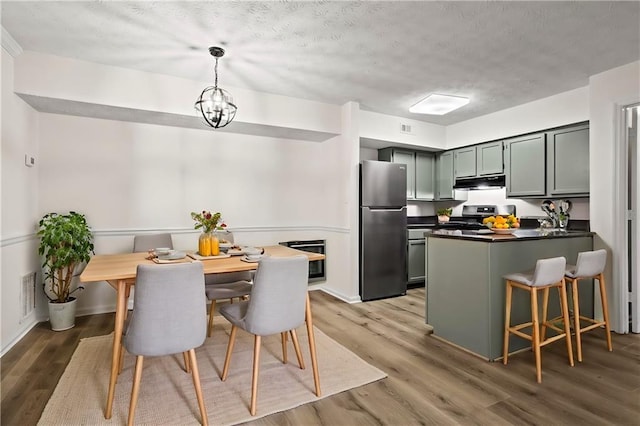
426, 229, 594, 360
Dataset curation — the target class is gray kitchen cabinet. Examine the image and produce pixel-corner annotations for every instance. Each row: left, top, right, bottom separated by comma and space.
477, 141, 504, 175
378, 148, 434, 201
408, 238, 426, 284
453, 146, 477, 178
504, 133, 546, 197
415, 152, 435, 200
436, 151, 454, 200
455, 141, 504, 180
546, 124, 589, 196
378, 148, 415, 199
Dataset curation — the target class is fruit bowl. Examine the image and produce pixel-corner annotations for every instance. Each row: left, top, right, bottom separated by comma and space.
491, 228, 515, 234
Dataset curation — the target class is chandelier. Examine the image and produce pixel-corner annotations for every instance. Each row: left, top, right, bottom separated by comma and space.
194, 46, 237, 128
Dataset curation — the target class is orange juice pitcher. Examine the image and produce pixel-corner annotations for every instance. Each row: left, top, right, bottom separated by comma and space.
198, 232, 212, 256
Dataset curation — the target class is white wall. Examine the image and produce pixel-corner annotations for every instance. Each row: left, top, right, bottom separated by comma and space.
34, 111, 356, 316
589, 60, 640, 332
446, 87, 589, 148
1, 48, 43, 354
359, 110, 446, 150
1, 50, 357, 355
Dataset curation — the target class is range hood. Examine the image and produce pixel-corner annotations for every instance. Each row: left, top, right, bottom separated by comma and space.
453, 175, 505, 190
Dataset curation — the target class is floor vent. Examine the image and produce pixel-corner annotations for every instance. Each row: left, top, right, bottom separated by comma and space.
21, 272, 36, 321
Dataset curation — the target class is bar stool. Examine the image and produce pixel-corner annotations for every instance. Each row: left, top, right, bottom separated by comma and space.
565, 249, 612, 362
502, 256, 574, 383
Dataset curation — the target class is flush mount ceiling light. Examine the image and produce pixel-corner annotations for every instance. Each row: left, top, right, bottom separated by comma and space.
194, 46, 237, 128
409, 94, 470, 115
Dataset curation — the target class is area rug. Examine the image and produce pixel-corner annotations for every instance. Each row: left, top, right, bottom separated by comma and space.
38, 325, 386, 425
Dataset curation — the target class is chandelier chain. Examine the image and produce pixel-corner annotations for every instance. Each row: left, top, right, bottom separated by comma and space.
214, 57, 219, 89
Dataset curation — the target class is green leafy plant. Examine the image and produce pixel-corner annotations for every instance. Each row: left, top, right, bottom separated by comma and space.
38, 212, 94, 303
437, 208, 453, 217
191, 210, 226, 233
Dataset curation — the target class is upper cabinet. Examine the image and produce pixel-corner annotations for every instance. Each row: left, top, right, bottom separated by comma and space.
415, 152, 435, 200
378, 148, 435, 201
454, 141, 504, 179
504, 133, 547, 197
546, 124, 589, 196
436, 151, 454, 200
453, 146, 477, 178
504, 122, 589, 198
477, 141, 504, 176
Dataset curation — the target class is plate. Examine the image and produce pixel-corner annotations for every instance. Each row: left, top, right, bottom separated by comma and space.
241, 254, 268, 263
227, 248, 245, 256
491, 228, 515, 235
157, 250, 187, 260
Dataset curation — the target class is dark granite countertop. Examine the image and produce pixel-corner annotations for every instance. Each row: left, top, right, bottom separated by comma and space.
425, 228, 594, 242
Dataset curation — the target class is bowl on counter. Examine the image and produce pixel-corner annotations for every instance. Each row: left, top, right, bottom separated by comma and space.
491, 228, 516, 234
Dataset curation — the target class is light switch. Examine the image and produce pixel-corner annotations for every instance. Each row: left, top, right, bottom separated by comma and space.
24, 154, 35, 167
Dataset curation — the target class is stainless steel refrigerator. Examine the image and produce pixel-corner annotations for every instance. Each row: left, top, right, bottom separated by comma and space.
360, 160, 408, 301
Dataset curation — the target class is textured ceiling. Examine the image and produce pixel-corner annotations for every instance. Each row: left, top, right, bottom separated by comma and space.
2, 1, 639, 125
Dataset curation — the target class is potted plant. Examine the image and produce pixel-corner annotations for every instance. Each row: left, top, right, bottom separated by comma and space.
38, 211, 94, 331
437, 208, 453, 223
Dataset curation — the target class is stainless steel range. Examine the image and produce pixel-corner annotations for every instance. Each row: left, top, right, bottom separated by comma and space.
461, 204, 516, 221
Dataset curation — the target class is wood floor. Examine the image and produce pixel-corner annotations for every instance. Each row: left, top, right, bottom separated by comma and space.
2, 288, 639, 425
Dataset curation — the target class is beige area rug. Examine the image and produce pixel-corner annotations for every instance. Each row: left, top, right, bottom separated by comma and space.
38, 325, 386, 425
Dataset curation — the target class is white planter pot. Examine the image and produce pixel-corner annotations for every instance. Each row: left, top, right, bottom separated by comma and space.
438, 215, 451, 224
48, 297, 77, 331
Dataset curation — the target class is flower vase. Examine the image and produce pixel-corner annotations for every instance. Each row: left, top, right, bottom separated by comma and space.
199, 232, 213, 256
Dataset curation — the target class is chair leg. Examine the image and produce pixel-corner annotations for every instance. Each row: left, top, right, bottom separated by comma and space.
560, 279, 575, 367
530, 287, 542, 383
540, 287, 550, 341
221, 325, 238, 381
187, 348, 208, 426
118, 345, 125, 375
281, 332, 288, 364
183, 351, 191, 373
571, 277, 583, 362
290, 329, 305, 369
127, 356, 144, 426
598, 273, 614, 352
250, 335, 262, 416
207, 299, 217, 338
503, 280, 513, 365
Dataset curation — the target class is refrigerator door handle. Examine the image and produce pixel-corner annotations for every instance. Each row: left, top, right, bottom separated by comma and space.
368, 207, 406, 212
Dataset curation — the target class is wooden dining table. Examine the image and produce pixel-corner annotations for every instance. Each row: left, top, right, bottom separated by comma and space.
80, 244, 324, 419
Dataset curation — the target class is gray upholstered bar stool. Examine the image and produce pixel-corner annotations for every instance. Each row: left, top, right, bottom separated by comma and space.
502, 256, 574, 383
565, 249, 612, 362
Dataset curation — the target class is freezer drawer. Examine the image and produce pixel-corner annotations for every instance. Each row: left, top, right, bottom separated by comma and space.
360, 207, 407, 301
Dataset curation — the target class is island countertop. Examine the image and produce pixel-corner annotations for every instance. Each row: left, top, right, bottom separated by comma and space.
426, 228, 594, 242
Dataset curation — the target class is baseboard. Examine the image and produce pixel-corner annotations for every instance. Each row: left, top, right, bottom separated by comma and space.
317, 286, 361, 304
0, 318, 38, 357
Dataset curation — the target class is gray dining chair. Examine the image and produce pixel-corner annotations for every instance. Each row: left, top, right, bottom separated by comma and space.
205, 231, 253, 337
219, 255, 309, 416
132, 233, 173, 253
121, 262, 209, 426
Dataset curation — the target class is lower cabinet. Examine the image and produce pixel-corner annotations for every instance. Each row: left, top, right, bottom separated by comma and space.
408, 238, 426, 285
